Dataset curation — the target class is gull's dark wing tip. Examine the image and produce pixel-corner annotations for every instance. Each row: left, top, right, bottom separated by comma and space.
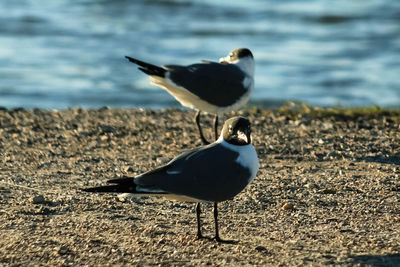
125, 56, 166, 77
81, 185, 119, 193
125, 55, 135, 62
82, 177, 137, 193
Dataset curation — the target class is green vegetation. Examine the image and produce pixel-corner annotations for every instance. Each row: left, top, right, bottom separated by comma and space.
243, 101, 400, 121
277, 101, 400, 119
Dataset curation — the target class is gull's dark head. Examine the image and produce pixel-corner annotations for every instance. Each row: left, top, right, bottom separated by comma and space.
221, 116, 252, 146
219, 48, 253, 64
219, 48, 254, 77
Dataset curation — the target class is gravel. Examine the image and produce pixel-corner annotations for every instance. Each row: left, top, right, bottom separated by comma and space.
1, 107, 399, 266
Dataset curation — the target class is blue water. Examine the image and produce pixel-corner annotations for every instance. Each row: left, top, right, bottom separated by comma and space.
0, 0, 399, 109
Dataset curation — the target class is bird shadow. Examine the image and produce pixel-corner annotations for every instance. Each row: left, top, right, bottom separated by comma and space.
348, 253, 400, 267
215, 238, 238, 245
197, 236, 238, 245
357, 155, 400, 165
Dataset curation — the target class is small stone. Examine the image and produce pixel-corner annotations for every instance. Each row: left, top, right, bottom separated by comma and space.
126, 166, 135, 173
320, 188, 336, 194
282, 203, 295, 211
84, 166, 92, 172
322, 122, 333, 130
255, 246, 267, 252
118, 193, 134, 202
57, 246, 69, 255
156, 157, 169, 164
101, 125, 116, 134
32, 195, 45, 204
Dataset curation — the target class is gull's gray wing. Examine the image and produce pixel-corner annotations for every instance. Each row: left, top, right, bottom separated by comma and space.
164, 62, 248, 107
134, 143, 251, 202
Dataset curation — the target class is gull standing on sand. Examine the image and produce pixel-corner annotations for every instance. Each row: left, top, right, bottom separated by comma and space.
83, 116, 259, 242
125, 48, 255, 145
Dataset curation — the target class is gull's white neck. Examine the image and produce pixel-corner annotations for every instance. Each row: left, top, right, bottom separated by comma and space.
235, 56, 254, 77
216, 134, 259, 183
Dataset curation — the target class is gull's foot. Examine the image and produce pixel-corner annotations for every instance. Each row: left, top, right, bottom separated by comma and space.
196, 233, 238, 244
196, 232, 207, 240
214, 235, 238, 244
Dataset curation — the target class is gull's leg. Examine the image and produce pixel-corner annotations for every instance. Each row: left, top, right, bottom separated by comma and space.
195, 110, 210, 145
213, 202, 237, 244
213, 202, 222, 242
213, 114, 219, 140
196, 202, 204, 239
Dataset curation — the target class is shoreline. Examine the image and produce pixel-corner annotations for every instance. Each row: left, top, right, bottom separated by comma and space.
2, 100, 400, 112
1, 107, 399, 266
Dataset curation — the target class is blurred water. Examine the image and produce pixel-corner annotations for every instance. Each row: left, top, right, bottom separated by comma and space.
0, 0, 399, 109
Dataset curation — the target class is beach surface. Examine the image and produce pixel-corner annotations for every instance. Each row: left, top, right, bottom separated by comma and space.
1, 107, 400, 266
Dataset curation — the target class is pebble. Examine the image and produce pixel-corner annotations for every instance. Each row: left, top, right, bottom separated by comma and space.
126, 166, 135, 172
320, 188, 337, 194
255, 246, 267, 252
84, 166, 92, 172
282, 203, 295, 211
3, 108, 400, 266
57, 246, 69, 255
32, 195, 45, 204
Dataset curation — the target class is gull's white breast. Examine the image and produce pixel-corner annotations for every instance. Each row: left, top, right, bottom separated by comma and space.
218, 139, 259, 183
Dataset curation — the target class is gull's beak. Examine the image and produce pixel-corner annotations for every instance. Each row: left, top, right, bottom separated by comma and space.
237, 130, 249, 144
219, 56, 230, 64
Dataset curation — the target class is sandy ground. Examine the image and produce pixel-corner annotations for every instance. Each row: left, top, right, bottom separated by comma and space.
1, 107, 400, 266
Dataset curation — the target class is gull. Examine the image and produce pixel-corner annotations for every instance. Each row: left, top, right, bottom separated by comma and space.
83, 116, 259, 242
125, 48, 255, 144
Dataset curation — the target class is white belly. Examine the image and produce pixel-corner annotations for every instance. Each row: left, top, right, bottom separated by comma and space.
149, 76, 252, 115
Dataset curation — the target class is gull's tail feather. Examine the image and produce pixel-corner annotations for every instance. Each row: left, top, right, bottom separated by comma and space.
82, 177, 137, 193
125, 56, 166, 77
82, 177, 167, 195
